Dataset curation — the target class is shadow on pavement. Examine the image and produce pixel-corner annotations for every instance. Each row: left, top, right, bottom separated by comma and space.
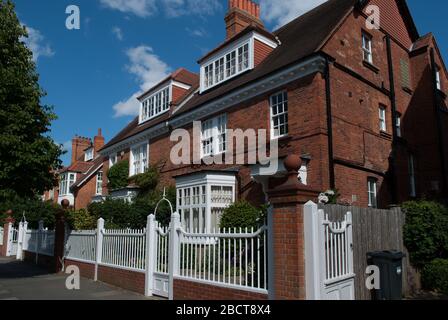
0, 257, 52, 279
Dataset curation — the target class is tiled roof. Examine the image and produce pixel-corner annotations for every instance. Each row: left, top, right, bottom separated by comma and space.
101, 0, 359, 152
71, 156, 104, 190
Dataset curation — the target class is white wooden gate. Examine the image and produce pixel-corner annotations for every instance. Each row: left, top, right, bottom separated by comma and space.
7, 226, 19, 257
304, 201, 355, 300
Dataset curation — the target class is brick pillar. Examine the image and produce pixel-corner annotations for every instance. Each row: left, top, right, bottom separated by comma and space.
267, 155, 319, 300
1, 210, 15, 256
54, 200, 69, 273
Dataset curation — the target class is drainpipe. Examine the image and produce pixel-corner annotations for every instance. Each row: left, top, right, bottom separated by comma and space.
385, 35, 398, 204
324, 58, 336, 190
430, 48, 448, 194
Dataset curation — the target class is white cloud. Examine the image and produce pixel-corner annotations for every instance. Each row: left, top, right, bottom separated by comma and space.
22, 25, 54, 62
113, 46, 171, 117
112, 26, 124, 40
62, 140, 72, 153
186, 27, 207, 38
99, 0, 221, 18
260, 0, 328, 29
99, 0, 157, 17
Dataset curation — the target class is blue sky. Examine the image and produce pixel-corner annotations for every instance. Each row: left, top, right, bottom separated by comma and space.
12, 0, 448, 166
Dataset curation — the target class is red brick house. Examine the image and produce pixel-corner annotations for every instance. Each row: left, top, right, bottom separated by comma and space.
98, 0, 448, 233
43, 129, 106, 209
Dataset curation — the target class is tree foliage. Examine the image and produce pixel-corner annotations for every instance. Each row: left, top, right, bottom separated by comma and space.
107, 161, 129, 191
403, 200, 448, 268
0, 1, 63, 197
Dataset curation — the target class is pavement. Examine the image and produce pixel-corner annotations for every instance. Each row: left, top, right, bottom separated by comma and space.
0, 256, 161, 300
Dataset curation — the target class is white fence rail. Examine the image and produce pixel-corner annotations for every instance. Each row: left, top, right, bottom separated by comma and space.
65, 230, 96, 262
101, 228, 146, 271
177, 226, 267, 292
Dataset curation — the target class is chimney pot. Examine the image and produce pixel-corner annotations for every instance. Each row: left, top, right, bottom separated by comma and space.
225, 0, 264, 40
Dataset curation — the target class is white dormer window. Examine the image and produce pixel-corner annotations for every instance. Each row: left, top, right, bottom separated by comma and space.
85, 148, 93, 161
199, 31, 277, 93
140, 86, 171, 124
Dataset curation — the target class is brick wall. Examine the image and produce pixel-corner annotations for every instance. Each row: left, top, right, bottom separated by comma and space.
173, 278, 268, 300
63, 259, 145, 295
74, 173, 99, 210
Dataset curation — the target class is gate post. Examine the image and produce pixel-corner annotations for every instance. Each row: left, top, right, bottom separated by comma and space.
304, 201, 326, 300
54, 200, 69, 273
94, 218, 105, 281
168, 212, 181, 300
36, 220, 44, 264
145, 214, 156, 297
266, 155, 319, 300
3, 210, 15, 257
16, 219, 27, 260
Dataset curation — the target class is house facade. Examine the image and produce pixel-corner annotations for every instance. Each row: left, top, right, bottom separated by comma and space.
98, 0, 448, 233
43, 129, 106, 209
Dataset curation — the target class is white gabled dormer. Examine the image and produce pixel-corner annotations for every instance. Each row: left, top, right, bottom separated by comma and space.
139, 84, 171, 124
198, 0, 278, 94
138, 69, 197, 125
199, 32, 277, 93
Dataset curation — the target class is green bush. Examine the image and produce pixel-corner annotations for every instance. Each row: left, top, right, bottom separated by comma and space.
220, 200, 266, 230
422, 259, 448, 294
403, 200, 448, 268
67, 209, 97, 230
107, 161, 129, 191
130, 165, 159, 192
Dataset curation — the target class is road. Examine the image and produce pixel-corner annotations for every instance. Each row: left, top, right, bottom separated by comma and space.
0, 256, 159, 300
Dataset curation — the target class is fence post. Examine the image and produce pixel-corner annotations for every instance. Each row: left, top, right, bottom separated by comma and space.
3, 210, 14, 257
35, 220, 44, 264
54, 200, 69, 273
168, 212, 181, 300
145, 214, 156, 297
304, 201, 325, 300
16, 220, 26, 260
346, 212, 353, 275
94, 218, 104, 281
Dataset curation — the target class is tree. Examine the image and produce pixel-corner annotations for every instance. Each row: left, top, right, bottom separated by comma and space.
0, 1, 63, 197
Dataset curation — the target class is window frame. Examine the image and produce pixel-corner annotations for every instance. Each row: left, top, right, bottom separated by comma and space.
367, 178, 378, 208
59, 172, 76, 196
200, 37, 254, 93
362, 32, 373, 64
270, 91, 289, 139
84, 148, 94, 161
139, 86, 171, 124
129, 142, 149, 177
379, 105, 387, 132
109, 153, 118, 168
176, 173, 236, 233
396, 112, 402, 138
435, 66, 442, 91
96, 172, 103, 195
200, 114, 228, 158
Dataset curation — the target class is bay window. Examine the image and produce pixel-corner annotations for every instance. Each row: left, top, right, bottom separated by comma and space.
130, 143, 148, 176
201, 114, 227, 157
176, 173, 236, 233
59, 172, 76, 196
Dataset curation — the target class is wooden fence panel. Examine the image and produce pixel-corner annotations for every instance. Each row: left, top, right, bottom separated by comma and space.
319, 205, 417, 300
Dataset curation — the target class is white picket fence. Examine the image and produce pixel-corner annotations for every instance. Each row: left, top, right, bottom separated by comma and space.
63, 212, 268, 299
20, 220, 55, 259
0, 226, 3, 246
304, 201, 355, 300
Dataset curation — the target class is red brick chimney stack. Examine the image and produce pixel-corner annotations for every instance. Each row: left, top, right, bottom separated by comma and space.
225, 0, 264, 40
71, 136, 91, 165
94, 128, 105, 154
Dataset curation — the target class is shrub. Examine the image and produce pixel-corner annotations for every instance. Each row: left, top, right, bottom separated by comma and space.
422, 259, 448, 294
107, 161, 129, 191
403, 200, 448, 268
220, 200, 266, 230
67, 209, 96, 230
131, 165, 159, 192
